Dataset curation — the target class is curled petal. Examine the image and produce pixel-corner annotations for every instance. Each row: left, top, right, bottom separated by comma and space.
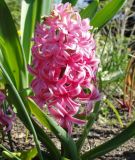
0, 107, 15, 132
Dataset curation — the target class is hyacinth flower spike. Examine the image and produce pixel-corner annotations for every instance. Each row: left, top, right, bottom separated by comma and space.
29, 3, 100, 134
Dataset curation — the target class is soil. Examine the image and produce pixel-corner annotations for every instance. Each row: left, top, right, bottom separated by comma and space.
0, 111, 135, 160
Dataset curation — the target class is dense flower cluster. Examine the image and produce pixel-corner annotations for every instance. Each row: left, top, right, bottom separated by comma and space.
0, 91, 15, 132
29, 3, 100, 133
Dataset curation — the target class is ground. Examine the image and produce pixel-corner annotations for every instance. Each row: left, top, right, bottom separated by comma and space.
1, 109, 135, 160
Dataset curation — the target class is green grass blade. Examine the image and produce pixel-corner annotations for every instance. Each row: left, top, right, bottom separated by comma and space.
21, 0, 43, 64
81, 120, 135, 160
104, 99, 124, 128
80, 0, 99, 19
91, 0, 127, 30
101, 71, 124, 83
0, 144, 21, 160
0, 64, 43, 160
28, 98, 80, 160
0, 0, 27, 90
62, 0, 78, 6
76, 101, 100, 153
2, 151, 21, 160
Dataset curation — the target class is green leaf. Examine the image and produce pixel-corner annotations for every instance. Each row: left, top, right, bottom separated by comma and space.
81, 120, 135, 160
21, 0, 43, 65
104, 99, 123, 128
28, 98, 80, 160
0, 0, 27, 90
31, 120, 61, 160
76, 102, 100, 153
0, 144, 21, 160
2, 147, 37, 160
17, 148, 37, 160
62, 0, 78, 6
2, 151, 21, 160
80, 0, 99, 19
0, 64, 43, 160
101, 70, 124, 83
91, 0, 127, 30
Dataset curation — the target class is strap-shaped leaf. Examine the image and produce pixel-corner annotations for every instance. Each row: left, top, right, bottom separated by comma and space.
76, 102, 100, 153
80, 0, 99, 19
32, 120, 61, 160
1, 144, 21, 160
28, 98, 80, 160
0, 0, 27, 90
91, 0, 127, 30
0, 64, 43, 160
62, 0, 78, 6
21, 0, 43, 64
81, 120, 135, 160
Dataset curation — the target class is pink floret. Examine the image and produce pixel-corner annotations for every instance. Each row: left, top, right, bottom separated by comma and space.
0, 91, 15, 132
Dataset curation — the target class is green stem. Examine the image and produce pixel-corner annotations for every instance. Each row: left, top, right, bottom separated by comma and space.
76, 101, 101, 153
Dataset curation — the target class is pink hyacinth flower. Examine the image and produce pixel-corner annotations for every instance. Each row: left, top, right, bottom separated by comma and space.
29, 2, 100, 134
0, 91, 15, 132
